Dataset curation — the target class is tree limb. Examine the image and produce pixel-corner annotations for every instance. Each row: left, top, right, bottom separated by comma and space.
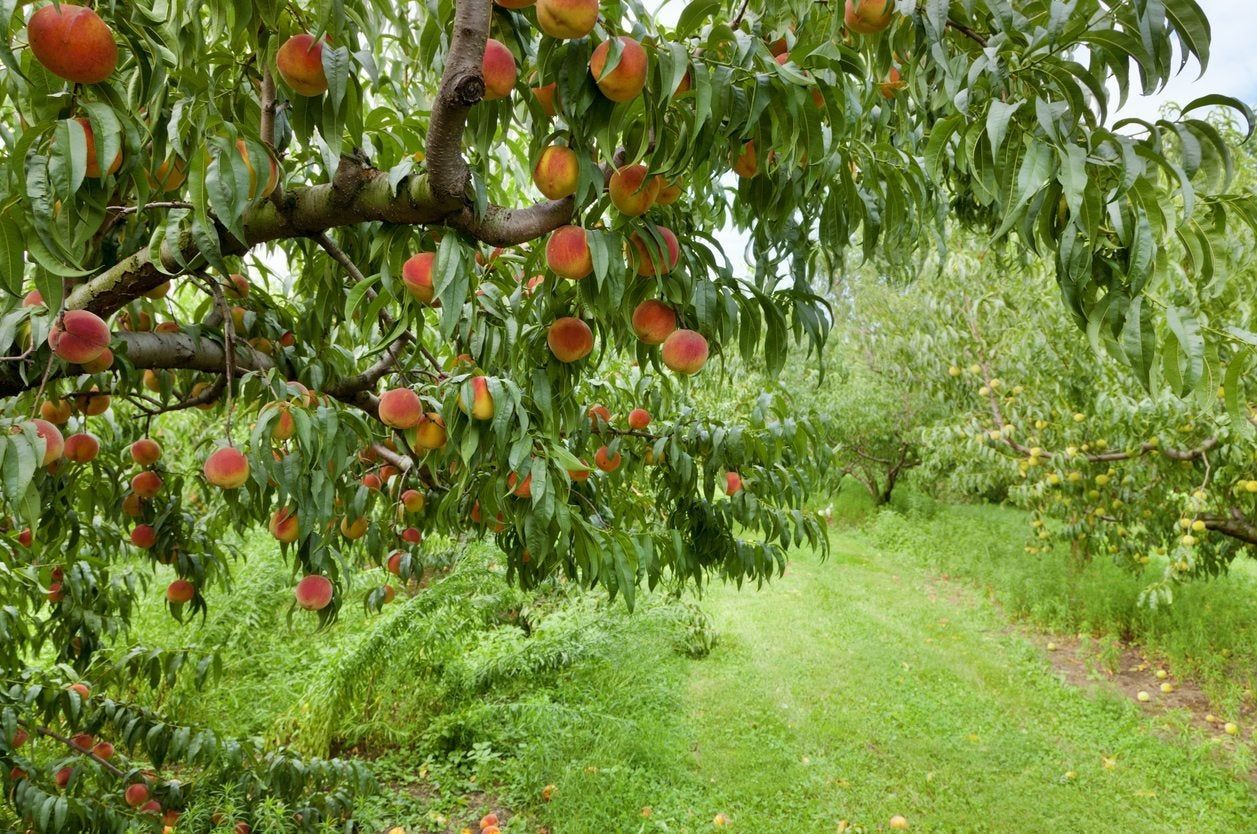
425, 0, 492, 203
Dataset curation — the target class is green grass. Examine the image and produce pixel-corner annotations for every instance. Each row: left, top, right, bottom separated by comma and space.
124, 491, 1257, 832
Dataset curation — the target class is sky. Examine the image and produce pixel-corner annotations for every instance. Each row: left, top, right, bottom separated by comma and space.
646, 0, 1257, 269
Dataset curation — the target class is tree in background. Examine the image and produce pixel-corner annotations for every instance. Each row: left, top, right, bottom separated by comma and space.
0, 0, 1252, 828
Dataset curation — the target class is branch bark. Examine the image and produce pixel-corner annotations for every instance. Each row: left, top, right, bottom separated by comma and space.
425, 0, 492, 203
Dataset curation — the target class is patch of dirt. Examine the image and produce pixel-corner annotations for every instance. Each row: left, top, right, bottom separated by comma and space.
924, 571, 1256, 782
376, 781, 513, 834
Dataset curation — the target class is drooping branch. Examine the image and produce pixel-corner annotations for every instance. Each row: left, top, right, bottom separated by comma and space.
425, 0, 493, 202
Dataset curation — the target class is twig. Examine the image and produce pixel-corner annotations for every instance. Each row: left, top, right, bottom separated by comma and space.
105, 201, 194, 216
947, 17, 989, 48
25, 723, 126, 779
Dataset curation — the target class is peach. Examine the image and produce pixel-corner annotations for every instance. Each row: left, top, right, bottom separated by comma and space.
189, 382, 217, 409
733, 141, 758, 178
362, 473, 383, 491
631, 300, 678, 344
124, 783, 149, 807
533, 145, 581, 200
91, 740, 114, 759
402, 251, 437, 304
630, 227, 681, 277
532, 82, 559, 117
69, 682, 90, 699
628, 408, 651, 430
380, 584, 396, 603
121, 494, 144, 518
80, 389, 110, 415
80, 347, 114, 373
145, 281, 171, 300
40, 399, 72, 424
587, 404, 611, 427
845, 0, 895, 35
725, 471, 743, 495
269, 508, 299, 543
22, 290, 44, 307
295, 575, 333, 610
131, 438, 162, 466
236, 139, 278, 199
378, 387, 423, 429
166, 579, 195, 603
63, 432, 99, 463
270, 405, 295, 440
655, 177, 684, 205
408, 412, 448, 450
545, 225, 593, 279
386, 550, 405, 575
55, 766, 74, 789
203, 447, 250, 489
149, 157, 186, 192
589, 37, 648, 102
340, 516, 369, 540
508, 471, 533, 498
594, 445, 622, 472
276, 33, 328, 96
77, 118, 122, 178
609, 164, 660, 216
131, 471, 163, 498
661, 329, 709, 374
48, 310, 111, 364
27, 3, 118, 84
568, 464, 592, 481
879, 66, 905, 99
130, 524, 156, 549
482, 39, 518, 101
536, 0, 599, 40
401, 489, 426, 513
142, 370, 165, 392
30, 419, 64, 465
225, 273, 249, 299
401, 526, 422, 543
547, 316, 594, 362
459, 376, 495, 420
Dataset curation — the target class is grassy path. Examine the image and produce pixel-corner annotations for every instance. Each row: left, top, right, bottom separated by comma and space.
531, 534, 1257, 832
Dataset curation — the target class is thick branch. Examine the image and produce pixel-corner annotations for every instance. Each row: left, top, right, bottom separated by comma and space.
425, 0, 492, 202
1202, 510, 1257, 546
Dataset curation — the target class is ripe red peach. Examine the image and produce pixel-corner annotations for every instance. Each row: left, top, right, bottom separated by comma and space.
129, 524, 157, 549
203, 447, 250, 489
362, 473, 383, 491
225, 273, 250, 299
131, 471, 163, 498
628, 408, 651, 430
630, 227, 680, 276
587, 404, 611, 428
631, 300, 678, 344
568, 464, 592, 481
378, 387, 423, 429
269, 508, 299, 543
401, 526, 422, 544
594, 446, 622, 472
459, 376, 495, 420
655, 177, 684, 205
547, 317, 594, 362
27, 3, 118, 84
508, 471, 533, 498
725, 471, 743, 495
63, 432, 99, 463
276, 33, 328, 96
166, 578, 195, 603
22, 290, 44, 307
80, 389, 110, 415
149, 157, 187, 192
545, 225, 593, 279
609, 164, 660, 216
482, 39, 518, 100
55, 766, 74, 789
294, 575, 333, 610
269, 405, 295, 441
879, 66, 906, 99
402, 252, 437, 304
661, 329, 709, 374
30, 419, 64, 466
386, 550, 405, 575
124, 783, 149, 807
533, 145, 581, 200
48, 310, 111, 364
536, 0, 599, 40
589, 37, 648, 102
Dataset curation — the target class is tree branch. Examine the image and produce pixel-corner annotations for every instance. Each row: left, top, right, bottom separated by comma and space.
1202, 509, 1257, 546
425, 0, 493, 203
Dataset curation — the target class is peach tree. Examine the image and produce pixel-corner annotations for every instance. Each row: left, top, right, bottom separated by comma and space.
0, 0, 1251, 829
